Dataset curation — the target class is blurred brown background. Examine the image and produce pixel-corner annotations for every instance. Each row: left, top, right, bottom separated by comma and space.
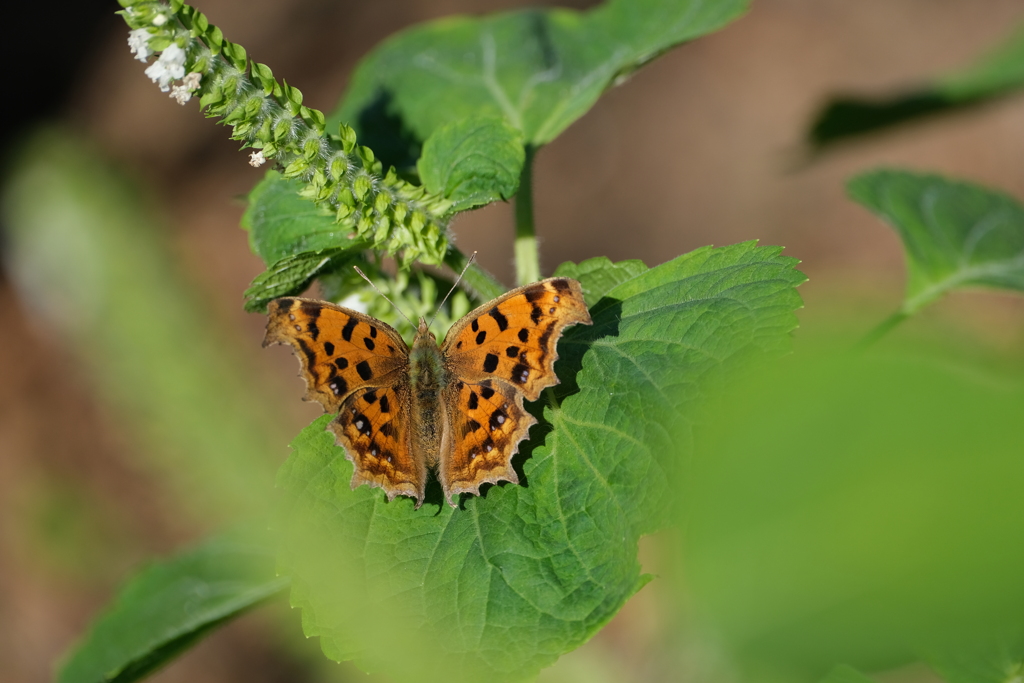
2, 1, 1024, 681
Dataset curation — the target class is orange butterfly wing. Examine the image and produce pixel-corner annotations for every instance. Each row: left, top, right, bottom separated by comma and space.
438, 278, 592, 503
264, 298, 425, 502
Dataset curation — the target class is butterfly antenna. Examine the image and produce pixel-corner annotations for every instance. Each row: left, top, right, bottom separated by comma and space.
429, 252, 477, 328
353, 266, 415, 327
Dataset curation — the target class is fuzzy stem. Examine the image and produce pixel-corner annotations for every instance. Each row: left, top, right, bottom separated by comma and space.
514, 146, 540, 286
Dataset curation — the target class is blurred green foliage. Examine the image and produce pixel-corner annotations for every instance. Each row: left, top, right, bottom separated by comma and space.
683, 336, 1024, 682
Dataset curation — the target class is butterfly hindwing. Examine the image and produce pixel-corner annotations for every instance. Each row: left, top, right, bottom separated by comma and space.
331, 382, 424, 502
439, 379, 531, 505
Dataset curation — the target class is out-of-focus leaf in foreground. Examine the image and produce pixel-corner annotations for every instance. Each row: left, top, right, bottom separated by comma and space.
0, 128, 285, 523
333, 0, 749, 165
58, 530, 287, 683
819, 665, 879, 683
808, 22, 1024, 147
849, 169, 1024, 315
683, 338, 1024, 681
275, 242, 805, 682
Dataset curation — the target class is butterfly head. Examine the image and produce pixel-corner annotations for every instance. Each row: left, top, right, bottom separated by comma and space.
416, 317, 437, 343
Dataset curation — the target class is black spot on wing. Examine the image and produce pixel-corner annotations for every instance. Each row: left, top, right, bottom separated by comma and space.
379, 395, 390, 413
552, 279, 572, 293
538, 319, 556, 353
364, 337, 375, 351
323, 341, 335, 356
341, 316, 358, 342
300, 302, 322, 340
328, 375, 348, 396
482, 353, 499, 373
277, 297, 295, 309
380, 421, 397, 438
480, 385, 495, 400
352, 412, 372, 437
505, 345, 519, 358
296, 338, 317, 369
356, 360, 373, 381
489, 409, 507, 431
476, 331, 487, 345
363, 389, 378, 404
462, 419, 481, 437
488, 307, 508, 332
369, 325, 378, 338
524, 288, 544, 303
335, 357, 348, 370
531, 304, 542, 324
467, 392, 478, 410
471, 319, 479, 332
518, 328, 529, 343
511, 363, 530, 385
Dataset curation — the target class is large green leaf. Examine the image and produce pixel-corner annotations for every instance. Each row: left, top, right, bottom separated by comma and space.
848, 169, 1024, 314
58, 530, 287, 683
809, 23, 1024, 147
332, 0, 749, 166
275, 242, 804, 682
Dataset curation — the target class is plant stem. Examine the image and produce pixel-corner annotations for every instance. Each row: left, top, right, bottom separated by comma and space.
854, 309, 910, 352
444, 247, 505, 302
514, 146, 540, 286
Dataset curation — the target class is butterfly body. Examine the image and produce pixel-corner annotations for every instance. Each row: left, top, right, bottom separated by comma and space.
408, 320, 445, 468
265, 277, 592, 507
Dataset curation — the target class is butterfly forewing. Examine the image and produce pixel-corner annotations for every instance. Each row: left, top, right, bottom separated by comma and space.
441, 278, 592, 401
264, 297, 409, 411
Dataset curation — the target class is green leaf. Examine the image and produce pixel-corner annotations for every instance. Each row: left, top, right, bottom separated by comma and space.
242, 171, 364, 265
553, 256, 648, 308
819, 665, 879, 683
848, 169, 1024, 314
809, 23, 1024, 147
242, 248, 349, 313
417, 116, 525, 212
58, 530, 288, 683
683, 341, 1024, 677
332, 0, 749, 169
275, 242, 804, 682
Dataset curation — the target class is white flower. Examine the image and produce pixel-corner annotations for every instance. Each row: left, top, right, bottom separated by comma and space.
152, 13, 167, 26
144, 43, 186, 92
182, 72, 202, 90
249, 150, 267, 167
170, 85, 192, 105
128, 28, 152, 62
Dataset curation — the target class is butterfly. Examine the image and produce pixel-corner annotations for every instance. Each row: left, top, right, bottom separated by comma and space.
264, 277, 592, 507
